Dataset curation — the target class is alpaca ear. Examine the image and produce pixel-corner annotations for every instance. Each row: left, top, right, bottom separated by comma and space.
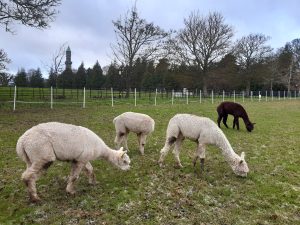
240, 152, 245, 164
118, 147, 127, 158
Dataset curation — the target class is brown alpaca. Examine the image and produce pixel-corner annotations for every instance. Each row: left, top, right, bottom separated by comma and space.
217, 101, 255, 132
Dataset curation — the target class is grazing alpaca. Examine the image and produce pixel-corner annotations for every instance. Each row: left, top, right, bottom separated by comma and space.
113, 112, 155, 155
158, 114, 249, 177
16, 122, 130, 202
217, 101, 255, 132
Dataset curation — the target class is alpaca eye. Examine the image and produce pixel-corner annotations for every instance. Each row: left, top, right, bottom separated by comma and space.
123, 160, 127, 164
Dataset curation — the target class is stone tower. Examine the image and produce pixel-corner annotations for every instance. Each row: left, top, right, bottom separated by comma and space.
65, 46, 72, 70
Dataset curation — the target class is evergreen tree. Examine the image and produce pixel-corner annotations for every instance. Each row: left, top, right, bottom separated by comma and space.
105, 63, 122, 89
92, 61, 104, 89
131, 58, 147, 89
208, 54, 239, 91
14, 68, 28, 87
48, 68, 56, 87
58, 68, 74, 88
86, 68, 93, 89
75, 62, 86, 88
29, 68, 44, 87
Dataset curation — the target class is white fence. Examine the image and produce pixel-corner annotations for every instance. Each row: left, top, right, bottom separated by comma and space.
2, 86, 300, 111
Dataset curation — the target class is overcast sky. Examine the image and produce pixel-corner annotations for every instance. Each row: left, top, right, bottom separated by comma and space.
1, 0, 300, 77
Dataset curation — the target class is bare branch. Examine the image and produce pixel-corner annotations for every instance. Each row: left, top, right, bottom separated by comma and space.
0, 0, 61, 33
111, 6, 168, 91
0, 48, 11, 71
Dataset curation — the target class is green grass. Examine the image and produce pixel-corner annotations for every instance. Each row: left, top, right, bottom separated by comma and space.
0, 100, 299, 224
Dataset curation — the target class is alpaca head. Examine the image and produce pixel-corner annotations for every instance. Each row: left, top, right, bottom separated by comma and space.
115, 147, 131, 171
246, 122, 255, 132
233, 152, 249, 177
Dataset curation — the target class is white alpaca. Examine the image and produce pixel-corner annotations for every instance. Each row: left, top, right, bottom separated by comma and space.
16, 122, 130, 202
113, 112, 155, 155
158, 114, 249, 177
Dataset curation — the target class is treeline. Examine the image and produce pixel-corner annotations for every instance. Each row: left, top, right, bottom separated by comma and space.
2, 8, 300, 93
11, 42, 300, 93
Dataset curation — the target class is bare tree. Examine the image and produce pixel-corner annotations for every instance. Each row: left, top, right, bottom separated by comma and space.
46, 42, 67, 87
276, 41, 300, 94
168, 11, 233, 94
1, 0, 61, 81
0, 49, 12, 86
111, 6, 168, 95
0, 48, 10, 71
289, 38, 300, 92
233, 33, 273, 94
0, 0, 61, 33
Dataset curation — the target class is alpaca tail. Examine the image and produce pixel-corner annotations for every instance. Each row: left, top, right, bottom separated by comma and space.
16, 136, 31, 165
113, 116, 119, 124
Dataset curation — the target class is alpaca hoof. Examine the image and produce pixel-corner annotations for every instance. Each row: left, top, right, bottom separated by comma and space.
89, 180, 97, 185
68, 191, 76, 196
158, 161, 164, 168
174, 163, 183, 169
66, 189, 76, 195
30, 195, 41, 203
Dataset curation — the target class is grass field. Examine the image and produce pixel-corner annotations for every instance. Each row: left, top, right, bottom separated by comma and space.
0, 100, 299, 224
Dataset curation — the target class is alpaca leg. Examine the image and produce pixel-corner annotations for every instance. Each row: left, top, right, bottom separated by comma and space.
83, 162, 96, 185
138, 133, 147, 155
173, 135, 184, 168
236, 118, 240, 130
233, 117, 239, 129
223, 114, 229, 128
193, 143, 206, 171
158, 136, 177, 167
66, 161, 85, 195
114, 132, 125, 149
21, 162, 45, 202
217, 114, 222, 128
120, 132, 129, 151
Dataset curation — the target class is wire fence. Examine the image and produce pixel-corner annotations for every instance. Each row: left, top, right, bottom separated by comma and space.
0, 86, 299, 111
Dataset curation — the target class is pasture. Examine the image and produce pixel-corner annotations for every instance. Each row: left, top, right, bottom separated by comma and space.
0, 100, 299, 224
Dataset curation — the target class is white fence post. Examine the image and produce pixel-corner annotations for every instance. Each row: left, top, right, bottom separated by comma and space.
186, 89, 189, 104
295, 90, 297, 100
259, 91, 261, 102
51, 86, 53, 109
278, 91, 280, 100
13, 85, 17, 111
172, 89, 174, 105
242, 91, 245, 102
284, 90, 285, 100
222, 90, 225, 102
271, 90, 273, 101
83, 87, 86, 108
211, 90, 214, 104
155, 88, 157, 106
134, 88, 137, 106
233, 90, 235, 102
111, 87, 114, 107
251, 91, 253, 102
199, 90, 202, 103
265, 90, 267, 102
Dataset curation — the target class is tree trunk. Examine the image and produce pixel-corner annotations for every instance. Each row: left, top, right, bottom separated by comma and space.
202, 77, 208, 96
246, 80, 251, 96
287, 66, 292, 96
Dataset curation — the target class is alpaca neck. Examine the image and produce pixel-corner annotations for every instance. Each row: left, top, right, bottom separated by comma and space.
95, 141, 118, 164
241, 112, 250, 124
214, 130, 239, 166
